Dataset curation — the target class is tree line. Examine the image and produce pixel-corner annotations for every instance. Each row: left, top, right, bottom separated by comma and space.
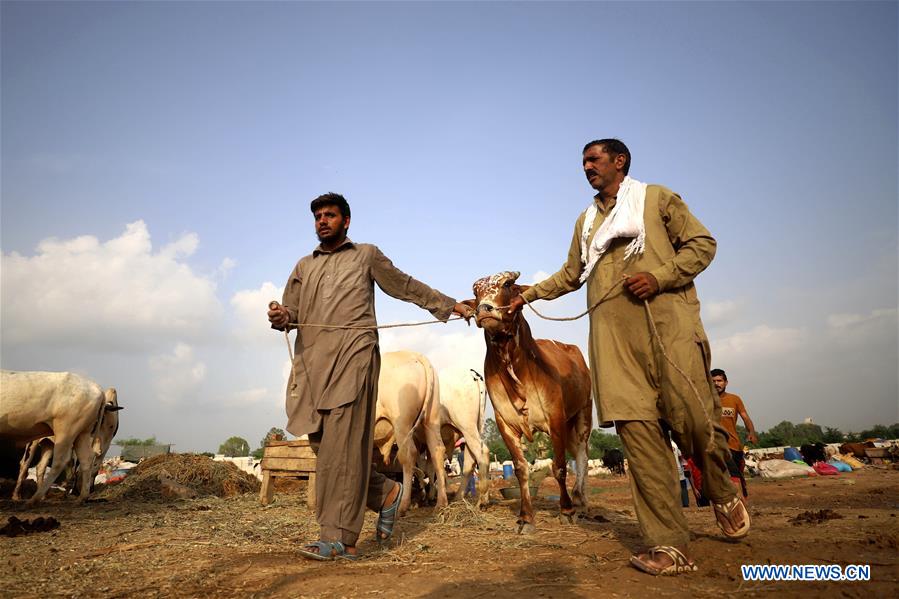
737, 421, 899, 449
483, 418, 623, 463
123, 420, 899, 461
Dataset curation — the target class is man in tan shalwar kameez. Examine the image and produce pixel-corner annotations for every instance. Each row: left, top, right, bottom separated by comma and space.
509, 139, 749, 575
268, 193, 470, 560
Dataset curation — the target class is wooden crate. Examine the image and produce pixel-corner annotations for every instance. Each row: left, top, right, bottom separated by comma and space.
259, 439, 317, 508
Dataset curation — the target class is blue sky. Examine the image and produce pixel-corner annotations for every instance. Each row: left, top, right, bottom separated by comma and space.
2, 1, 896, 452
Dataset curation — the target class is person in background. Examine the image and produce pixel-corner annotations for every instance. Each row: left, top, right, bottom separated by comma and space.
711, 368, 757, 498
672, 440, 690, 508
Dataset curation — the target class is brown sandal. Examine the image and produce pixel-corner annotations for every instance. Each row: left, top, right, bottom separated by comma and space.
713, 495, 751, 539
630, 546, 697, 576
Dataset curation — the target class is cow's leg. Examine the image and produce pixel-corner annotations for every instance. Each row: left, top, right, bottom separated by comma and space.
27, 435, 75, 505
73, 433, 95, 501
568, 409, 592, 508
453, 423, 490, 507
396, 434, 418, 516
423, 423, 448, 509
419, 449, 438, 504
474, 440, 491, 507
496, 418, 535, 534
34, 443, 53, 491
455, 445, 475, 501
13, 440, 40, 501
549, 429, 576, 523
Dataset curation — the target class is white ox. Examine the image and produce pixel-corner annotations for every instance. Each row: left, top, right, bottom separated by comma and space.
433, 367, 490, 505
13, 388, 122, 500
1, 371, 122, 503
373, 351, 447, 515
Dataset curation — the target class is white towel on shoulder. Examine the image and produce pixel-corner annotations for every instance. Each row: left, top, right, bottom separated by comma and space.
579, 176, 647, 283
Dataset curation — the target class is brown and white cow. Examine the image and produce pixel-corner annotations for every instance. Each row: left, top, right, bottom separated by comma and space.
463, 271, 592, 533
1, 371, 123, 504
373, 351, 447, 515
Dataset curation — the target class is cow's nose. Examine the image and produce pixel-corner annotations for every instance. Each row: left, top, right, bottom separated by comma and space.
477, 303, 494, 314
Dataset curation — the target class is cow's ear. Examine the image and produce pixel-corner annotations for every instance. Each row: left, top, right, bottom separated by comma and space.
514, 284, 531, 296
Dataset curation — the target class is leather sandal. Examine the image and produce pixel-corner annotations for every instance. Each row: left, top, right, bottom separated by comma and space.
713, 495, 751, 539
375, 482, 403, 543
297, 540, 358, 561
630, 546, 697, 576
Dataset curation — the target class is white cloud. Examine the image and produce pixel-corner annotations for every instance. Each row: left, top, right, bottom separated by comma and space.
148, 343, 206, 403
711, 325, 805, 363
827, 308, 897, 331
529, 270, 551, 285
229, 281, 284, 344
380, 326, 485, 375
703, 300, 739, 327
217, 257, 236, 280
1, 221, 222, 351
224, 387, 277, 408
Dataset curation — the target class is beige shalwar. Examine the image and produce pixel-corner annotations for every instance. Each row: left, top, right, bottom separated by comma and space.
275, 239, 456, 545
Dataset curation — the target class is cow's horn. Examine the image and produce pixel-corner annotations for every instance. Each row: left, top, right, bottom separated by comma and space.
105, 405, 124, 411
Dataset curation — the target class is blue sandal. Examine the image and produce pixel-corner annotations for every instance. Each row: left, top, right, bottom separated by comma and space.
298, 540, 358, 561
375, 482, 403, 543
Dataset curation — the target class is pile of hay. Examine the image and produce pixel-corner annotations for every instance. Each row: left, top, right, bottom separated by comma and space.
432, 499, 507, 530
100, 454, 260, 501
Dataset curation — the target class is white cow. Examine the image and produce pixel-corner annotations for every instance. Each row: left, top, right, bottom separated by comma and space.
1, 371, 122, 504
433, 367, 490, 505
13, 387, 122, 501
373, 351, 446, 515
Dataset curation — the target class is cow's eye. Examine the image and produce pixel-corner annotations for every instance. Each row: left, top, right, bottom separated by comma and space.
503, 281, 511, 288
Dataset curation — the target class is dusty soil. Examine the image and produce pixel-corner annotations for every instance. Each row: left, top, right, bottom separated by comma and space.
2, 466, 898, 598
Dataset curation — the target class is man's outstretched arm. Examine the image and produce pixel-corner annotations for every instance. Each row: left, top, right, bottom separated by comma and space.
510, 214, 586, 312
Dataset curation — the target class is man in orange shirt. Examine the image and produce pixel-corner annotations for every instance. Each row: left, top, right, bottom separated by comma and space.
711, 369, 757, 498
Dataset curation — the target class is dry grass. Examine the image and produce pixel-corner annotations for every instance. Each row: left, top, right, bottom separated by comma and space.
99, 454, 260, 501
431, 498, 509, 530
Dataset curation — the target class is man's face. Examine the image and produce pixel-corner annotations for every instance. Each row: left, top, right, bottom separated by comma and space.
314, 205, 349, 243
582, 145, 624, 192
712, 375, 728, 395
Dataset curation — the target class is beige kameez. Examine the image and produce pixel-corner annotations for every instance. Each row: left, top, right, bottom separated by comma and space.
275, 238, 456, 545
522, 185, 737, 546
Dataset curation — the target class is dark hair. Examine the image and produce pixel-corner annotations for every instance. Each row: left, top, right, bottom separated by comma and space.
310, 192, 351, 219
710, 368, 727, 380
583, 138, 631, 175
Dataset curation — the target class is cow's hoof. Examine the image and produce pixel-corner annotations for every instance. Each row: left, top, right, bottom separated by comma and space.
517, 522, 537, 535
560, 512, 578, 525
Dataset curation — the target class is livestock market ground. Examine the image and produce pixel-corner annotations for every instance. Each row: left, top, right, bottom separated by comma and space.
2, 466, 898, 598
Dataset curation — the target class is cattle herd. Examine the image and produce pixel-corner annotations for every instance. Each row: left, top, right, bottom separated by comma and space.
2, 272, 620, 531
0, 370, 122, 504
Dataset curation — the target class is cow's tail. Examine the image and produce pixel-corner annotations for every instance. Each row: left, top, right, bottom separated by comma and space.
471, 369, 487, 437
88, 388, 107, 438
397, 356, 434, 455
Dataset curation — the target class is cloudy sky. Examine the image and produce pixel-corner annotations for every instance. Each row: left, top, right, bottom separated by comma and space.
2, 1, 896, 452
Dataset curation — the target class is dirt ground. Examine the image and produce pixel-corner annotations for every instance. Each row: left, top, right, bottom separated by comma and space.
2, 466, 898, 598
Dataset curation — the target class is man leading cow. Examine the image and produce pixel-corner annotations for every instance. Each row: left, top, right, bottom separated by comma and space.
267, 192, 471, 560
507, 139, 749, 575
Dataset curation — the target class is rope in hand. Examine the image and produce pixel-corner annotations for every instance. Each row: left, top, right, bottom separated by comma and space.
269, 277, 718, 453
500, 275, 717, 453
269, 301, 469, 362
